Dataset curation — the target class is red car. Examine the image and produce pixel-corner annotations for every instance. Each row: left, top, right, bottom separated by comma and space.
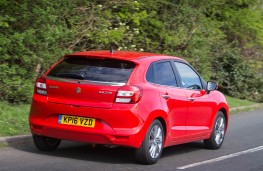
29, 50, 229, 164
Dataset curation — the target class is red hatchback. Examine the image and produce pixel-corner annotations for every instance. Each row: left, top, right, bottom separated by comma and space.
29, 50, 229, 164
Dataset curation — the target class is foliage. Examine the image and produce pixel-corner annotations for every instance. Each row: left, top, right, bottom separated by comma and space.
0, 0, 262, 103
212, 44, 263, 102
0, 0, 74, 102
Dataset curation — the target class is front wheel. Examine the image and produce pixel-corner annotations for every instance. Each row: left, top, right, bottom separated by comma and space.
204, 111, 226, 149
33, 135, 61, 151
135, 120, 164, 164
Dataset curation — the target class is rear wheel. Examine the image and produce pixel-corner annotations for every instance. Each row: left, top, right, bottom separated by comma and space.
33, 135, 61, 151
135, 120, 164, 164
204, 111, 226, 149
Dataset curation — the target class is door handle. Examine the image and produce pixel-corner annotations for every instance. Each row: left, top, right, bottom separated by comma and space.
162, 94, 170, 99
188, 97, 196, 101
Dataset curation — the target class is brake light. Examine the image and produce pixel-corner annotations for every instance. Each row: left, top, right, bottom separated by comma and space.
115, 85, 142, 103
34, 77, 47, 95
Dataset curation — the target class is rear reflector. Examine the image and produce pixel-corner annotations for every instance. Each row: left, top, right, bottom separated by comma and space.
115, 98, 132, 103
36, 89, 47, 95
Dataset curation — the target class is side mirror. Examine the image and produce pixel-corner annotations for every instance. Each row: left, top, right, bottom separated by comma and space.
207, 81, 218, 91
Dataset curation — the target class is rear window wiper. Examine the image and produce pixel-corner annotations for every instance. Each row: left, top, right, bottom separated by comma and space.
57, 73, 85, 80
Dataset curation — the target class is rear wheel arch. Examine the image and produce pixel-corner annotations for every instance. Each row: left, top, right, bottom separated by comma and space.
137, 110, 168, 148
145, 110, 168, 141
155, 117, 167, 140
135, 119, 165, 164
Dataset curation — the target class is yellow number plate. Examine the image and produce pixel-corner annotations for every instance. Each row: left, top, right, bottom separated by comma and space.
58, 115, 95, 128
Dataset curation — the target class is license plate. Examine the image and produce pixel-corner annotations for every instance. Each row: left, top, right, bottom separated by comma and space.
58, 115, 95, 128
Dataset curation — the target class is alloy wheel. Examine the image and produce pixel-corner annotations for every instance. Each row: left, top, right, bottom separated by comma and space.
214, 116, 225, 145
148, 125, 163, 159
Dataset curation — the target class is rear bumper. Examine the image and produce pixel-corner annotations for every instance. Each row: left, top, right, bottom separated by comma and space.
30, 124, 141, 147
29, 95, 146, 148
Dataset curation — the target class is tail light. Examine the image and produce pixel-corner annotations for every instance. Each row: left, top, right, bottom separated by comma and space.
115, 85, 142, 103
34, 77, 47, 96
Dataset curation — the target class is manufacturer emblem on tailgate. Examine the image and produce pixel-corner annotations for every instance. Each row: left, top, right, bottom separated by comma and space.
76, 87, 81, 93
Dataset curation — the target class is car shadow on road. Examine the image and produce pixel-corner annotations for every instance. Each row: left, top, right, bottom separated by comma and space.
7, 139, 205, 164
161, 141, 204, 159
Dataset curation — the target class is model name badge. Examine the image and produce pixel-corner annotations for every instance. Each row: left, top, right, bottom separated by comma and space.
49, 86, 59, 89
98, 91, 113, 94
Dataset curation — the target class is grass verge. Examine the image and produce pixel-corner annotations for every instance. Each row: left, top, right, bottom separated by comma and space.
225, 95, 263, 113
0, 101, 30, 137
225, 95, 257, 108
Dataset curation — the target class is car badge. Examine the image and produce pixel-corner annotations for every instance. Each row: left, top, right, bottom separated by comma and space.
49, 86, 59, 89
76, 87, 81, 93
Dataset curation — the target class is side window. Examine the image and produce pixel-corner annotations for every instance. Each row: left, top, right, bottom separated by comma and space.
174, 62, 202, 90
146, 64, 154, 83
155, 61, 177, 87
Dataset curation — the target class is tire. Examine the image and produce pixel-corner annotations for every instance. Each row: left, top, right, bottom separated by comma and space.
33, 135, 61, 151
135, 120, 164, 164
204, 111, 226, 149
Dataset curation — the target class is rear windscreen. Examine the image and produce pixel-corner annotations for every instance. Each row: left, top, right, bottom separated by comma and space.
47, 57, 135, 83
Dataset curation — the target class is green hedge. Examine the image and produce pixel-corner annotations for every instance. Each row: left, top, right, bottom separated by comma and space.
0, 0, 262, 103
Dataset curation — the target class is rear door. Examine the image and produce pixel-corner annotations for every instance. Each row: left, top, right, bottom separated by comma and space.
46, 57, 135, 108
148, 61, 188, 140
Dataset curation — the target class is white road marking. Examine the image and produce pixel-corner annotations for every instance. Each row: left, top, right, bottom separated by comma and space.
177, 145, 263, 170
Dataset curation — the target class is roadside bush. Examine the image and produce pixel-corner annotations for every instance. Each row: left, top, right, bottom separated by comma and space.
0, 0, 262, 103
211, 45, 263, 102
0, 0, 74, 103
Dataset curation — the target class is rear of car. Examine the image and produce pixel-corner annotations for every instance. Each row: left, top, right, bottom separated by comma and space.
29, 54, 146, 148
29, 51, 229, 165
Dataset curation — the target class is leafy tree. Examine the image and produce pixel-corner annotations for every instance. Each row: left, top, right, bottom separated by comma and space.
0, 0, 262, 103
0, 0, 74, 102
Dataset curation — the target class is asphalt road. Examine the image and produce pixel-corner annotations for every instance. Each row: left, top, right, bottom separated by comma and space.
0, 109, 263, 171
